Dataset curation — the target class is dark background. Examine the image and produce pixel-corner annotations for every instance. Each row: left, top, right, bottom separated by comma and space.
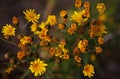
0, 0, 120, 79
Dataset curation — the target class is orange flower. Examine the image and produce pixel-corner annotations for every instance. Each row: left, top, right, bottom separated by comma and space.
73, 47, 79, 55
78, 39, 88, 53
60, 39, 66, 46
39, 28, 48, 39
12, 16, 19, 25
20, 36, 32, 45
83, 2, 90, 10
17, 51, 25, 60
96, 3, 106, 14
83, 10, 90, 18
60, 10, 68, 18
58, 23, 66, 30
95, 46, 102, 54
18, 43, 27, 51
74, 0, 82, 8
49, 47, 55, 56
67, 27, 75, 35
63, 54, 70, 60
89, 23, 107, 37
71, 23, 77, 31
74, 56, 81, 63
98, 37, 104, 44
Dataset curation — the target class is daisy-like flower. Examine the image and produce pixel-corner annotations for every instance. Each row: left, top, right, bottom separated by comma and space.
2, 24, 16, 36
74, 55, 81, 63
58, 23, 66, 30
78, 39, 88, 53
30, 22, 38, 32
70, 10, 88, 24
83, 64, 95, 78
96, 3, 106, 14
23, 9, 40, 23
63, 54, 70, 60
39, 28, 48, 39
83, 2, 90, 10
46, 15, 57, 26
95, 46, 102, 54
5, 66, 14, 74
39, 22, 46, 29
17, 51, 25, 60
98, 37, 104, 44
60, 10, 68, 18
29, 59, 47, 76
89, 24, 107, 37
74, 0, 82, 8
20, 36, 32, 45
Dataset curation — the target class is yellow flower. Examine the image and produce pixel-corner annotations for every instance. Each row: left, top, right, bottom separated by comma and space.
83, 64, 95, 78
33, 30, 41, 35
89, 24, 107, 37
23, 9, 40, 23
74, 0, 82, 8
17, 51, 25, 60
2, 24, 16, 36
95, 24, 107, 36
12, 16, 19, 25
39, 28, 48, 39
60, 10, 68, 18
54, 47, 62, 57
70, 10, 88, 24
62, 48, 69, 54
96, 3, 106, 14
39, 22, 46, 29
5, 66, 14, 74
29, 59, 47, 76
30, 22, 38, 32
46, 15, 57, 26
20, 36, 32, 45
71, 11, 82, 23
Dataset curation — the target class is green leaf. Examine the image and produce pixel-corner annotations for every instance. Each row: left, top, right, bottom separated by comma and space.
20, 69, 31, 79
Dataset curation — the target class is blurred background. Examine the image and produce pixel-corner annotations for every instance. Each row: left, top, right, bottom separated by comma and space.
0, 0, 120, 79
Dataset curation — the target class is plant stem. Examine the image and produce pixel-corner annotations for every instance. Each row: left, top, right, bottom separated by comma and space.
0, 37, 18, 47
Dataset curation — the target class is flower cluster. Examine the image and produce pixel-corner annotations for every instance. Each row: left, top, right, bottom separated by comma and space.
1, 0, 108, 78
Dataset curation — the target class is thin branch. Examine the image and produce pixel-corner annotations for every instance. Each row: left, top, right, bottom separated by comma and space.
0, 37, 18, 47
